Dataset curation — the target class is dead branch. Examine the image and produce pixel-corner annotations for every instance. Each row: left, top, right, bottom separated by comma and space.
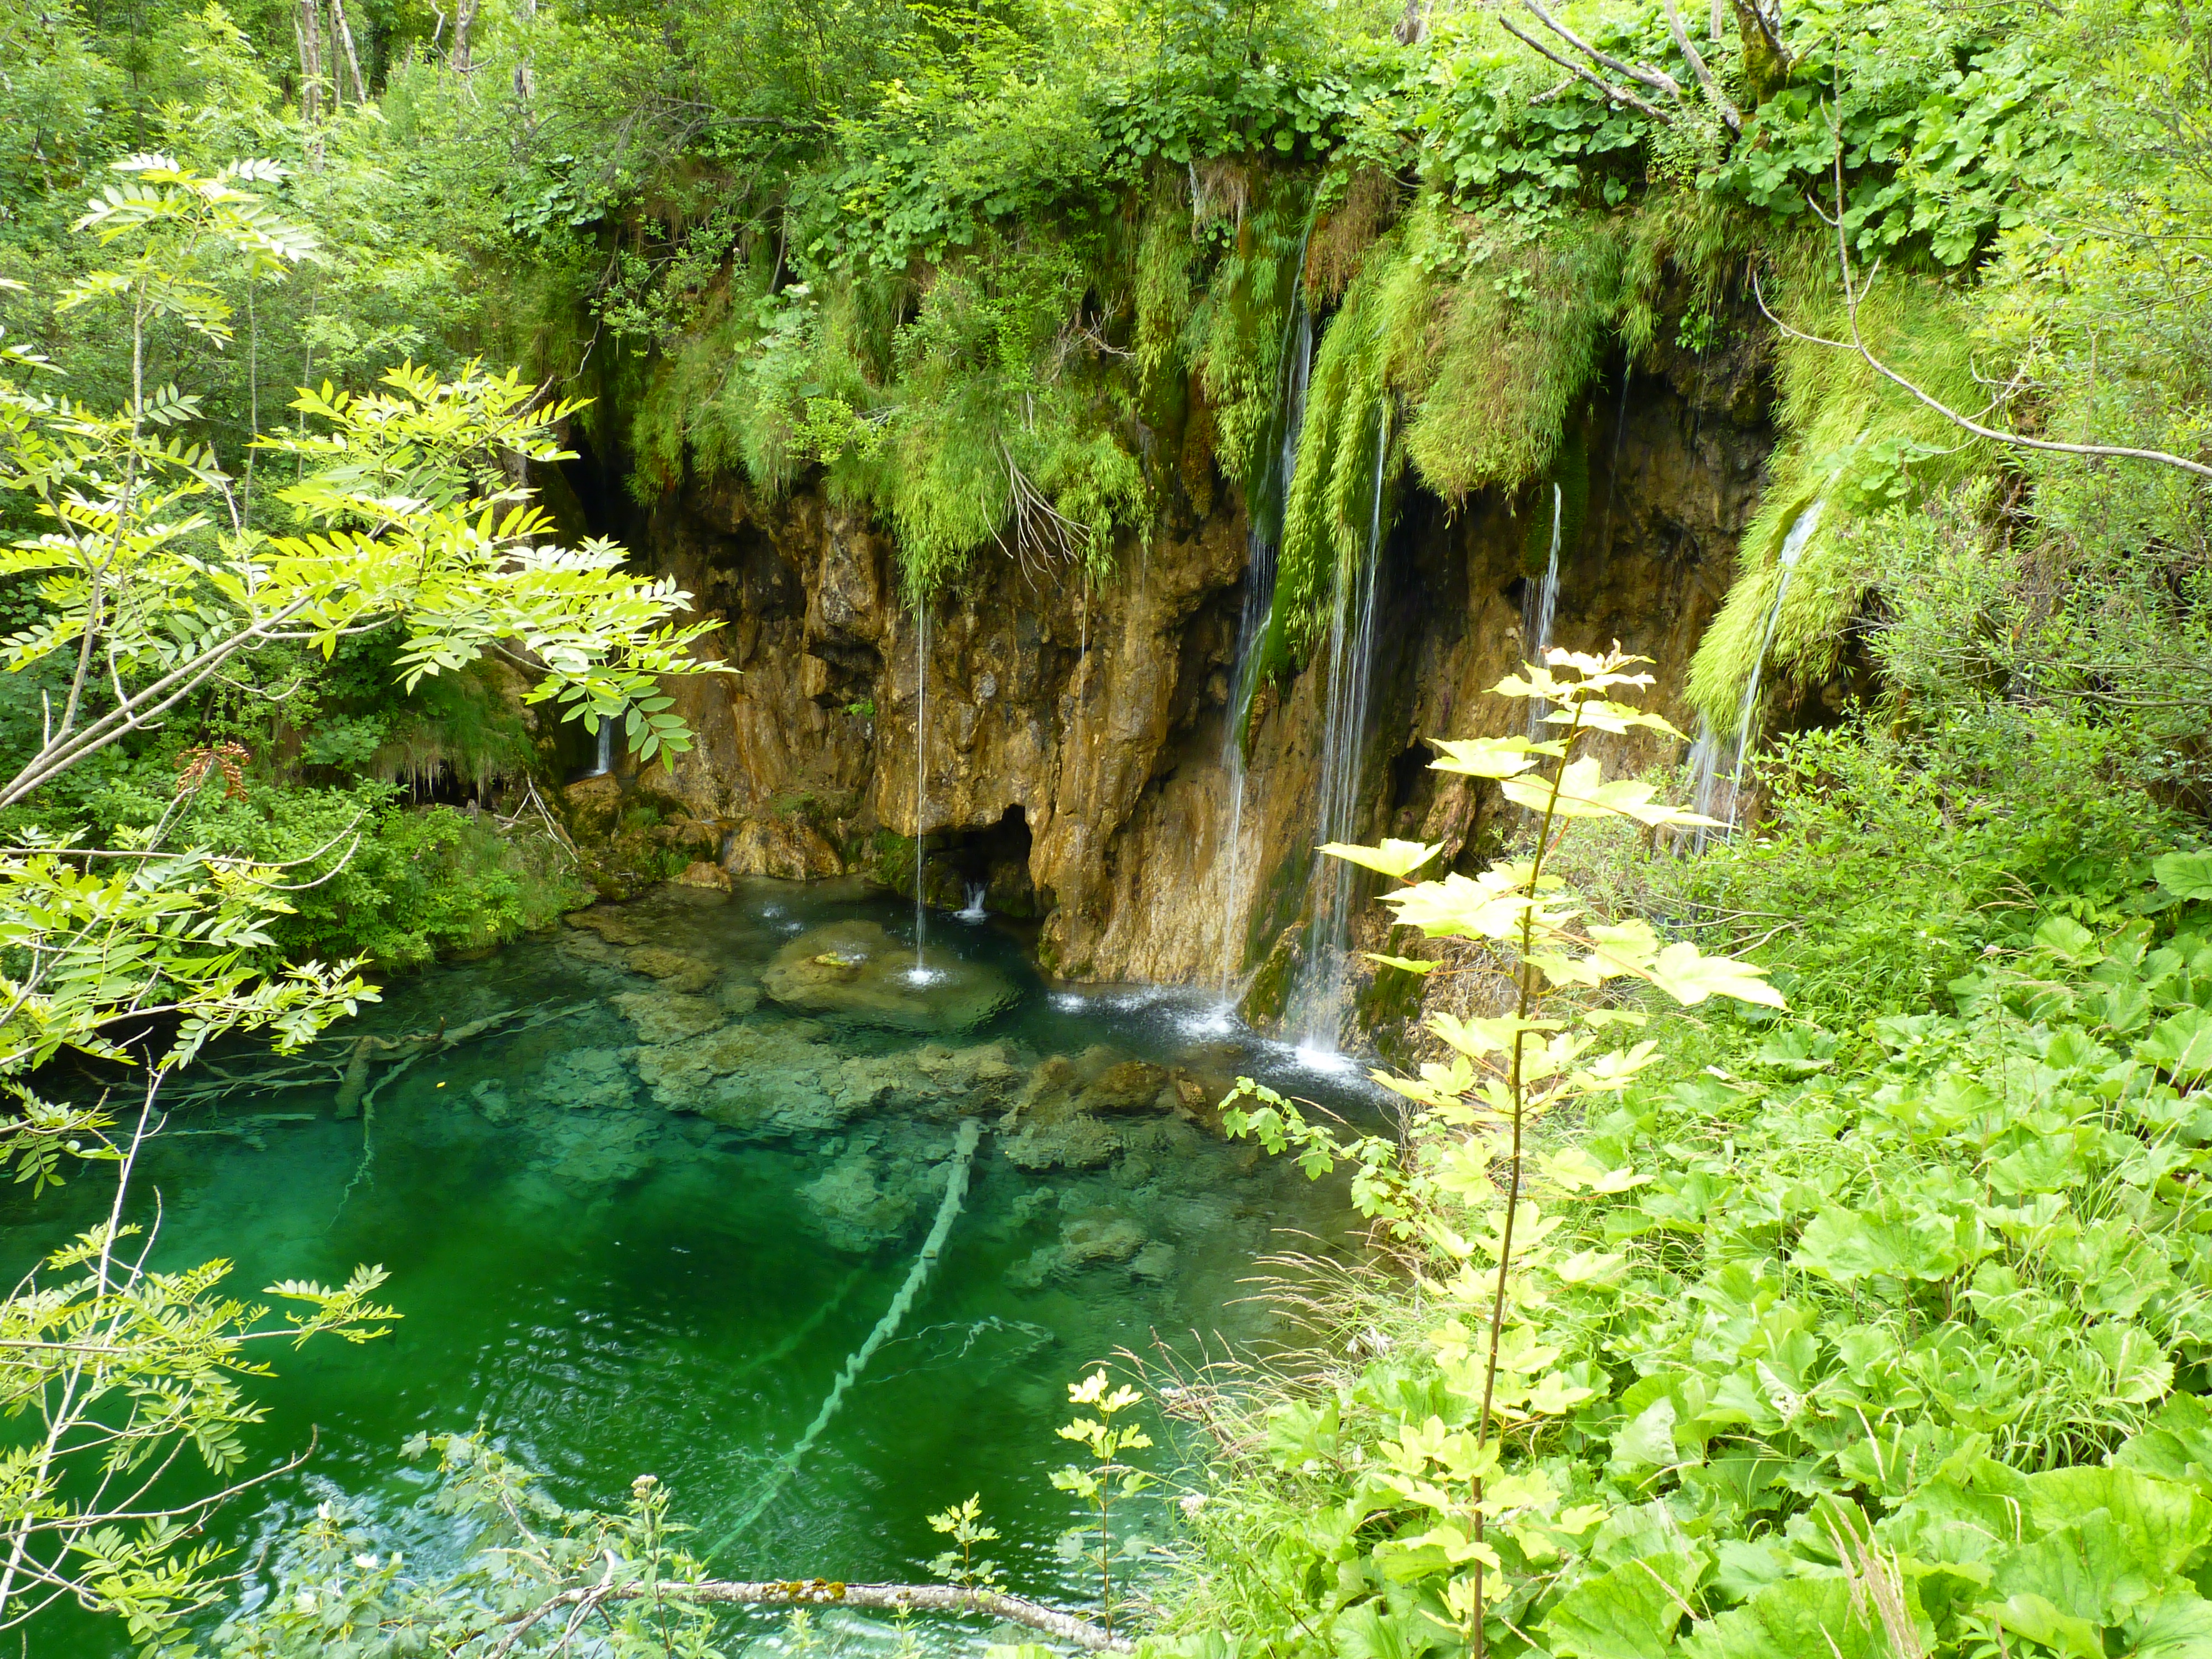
497, 1579, 1134, 1653
1752, 147, 2212, 482
1660, 0, 1742, 130
1523, 0, 1686, 99
1495, 15, 1676, 123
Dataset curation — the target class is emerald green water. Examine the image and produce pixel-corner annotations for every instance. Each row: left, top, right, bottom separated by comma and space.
9, 878, 1374, 1653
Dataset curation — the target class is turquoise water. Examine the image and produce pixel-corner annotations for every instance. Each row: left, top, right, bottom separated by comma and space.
8, 878, 1376, 1653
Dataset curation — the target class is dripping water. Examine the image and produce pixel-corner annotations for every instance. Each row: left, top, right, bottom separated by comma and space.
911, 600, 933, 982
1525, 481, 1564, 737
1291, 403, 1390, 1046
1688, 499, 1824, 848
1217, 279, 1314, 989
1596, 364, 1632, 568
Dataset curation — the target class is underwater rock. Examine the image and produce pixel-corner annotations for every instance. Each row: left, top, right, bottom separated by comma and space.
1008, 1054, 1079, 1126
799, 1144, 948, 1252
469, 1080, 514, 1124
718, 979, 762, 1016
566, 906, 649, 947
1130, 1240, 1177, 1282
1058, 1214, 1147, 1268
913, 1041, 1022, 1111
623, 946, 718, 994
1077, 1060, 1173, 1115
531, 1107, 656, 1189
630, 1020, 853, 1136
612, 989, 727, 1045
760, 921, 1015, 1033
1003, 1113, 1121, 1171
529, 1047, 635, 1112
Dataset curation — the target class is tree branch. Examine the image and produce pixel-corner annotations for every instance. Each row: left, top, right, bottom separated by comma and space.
1660, 0, 1741, 131
1521, 0, 1686, 98
505, 1579, 1135, 1653
1752, 154, 2212, 483
1496, 16, 1676, 122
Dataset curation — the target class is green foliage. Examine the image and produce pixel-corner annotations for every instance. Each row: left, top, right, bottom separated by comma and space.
215, 1433, 726, 1657
1053, 1368, 1155, 1638
1180, 648, 2212, 1659
1685, 244, 1983, 733
925, 1492, 1003, 1591
0, 1109, 397, 1646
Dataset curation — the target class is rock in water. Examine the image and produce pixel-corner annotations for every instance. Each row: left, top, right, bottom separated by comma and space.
761, 920, 1014, 1033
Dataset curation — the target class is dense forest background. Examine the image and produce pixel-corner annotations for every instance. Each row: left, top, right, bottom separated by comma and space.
6, 0, 2212, 1652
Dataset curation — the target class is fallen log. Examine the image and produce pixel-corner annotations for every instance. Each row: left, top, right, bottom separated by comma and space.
498, 1578, 1133, 1654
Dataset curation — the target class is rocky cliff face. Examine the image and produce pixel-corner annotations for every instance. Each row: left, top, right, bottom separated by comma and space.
557, 332, 1773, 1037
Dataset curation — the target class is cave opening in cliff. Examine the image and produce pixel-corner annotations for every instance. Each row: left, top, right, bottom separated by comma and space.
930, 805, 1037, 917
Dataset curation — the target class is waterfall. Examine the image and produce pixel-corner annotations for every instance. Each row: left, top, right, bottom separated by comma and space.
1526, 481, 1564, 737
956, 882, 987, 921
1292, 403, 1390, 1046
587, 718, 614, 779
1216, 287, 1314, 988
1690, 498, 1824, 846
912, 601, 930, 979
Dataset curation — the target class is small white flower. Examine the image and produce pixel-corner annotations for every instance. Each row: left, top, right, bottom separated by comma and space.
294, 1593, 317, 1614
1179, 1495, 1207, 1519
353, 1553, 380, 1572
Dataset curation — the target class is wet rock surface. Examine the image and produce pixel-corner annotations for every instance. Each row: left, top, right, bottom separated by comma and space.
761, 920, 1016, 1032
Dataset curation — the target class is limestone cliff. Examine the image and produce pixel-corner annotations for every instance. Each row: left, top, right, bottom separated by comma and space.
555, 330, 1774, 1034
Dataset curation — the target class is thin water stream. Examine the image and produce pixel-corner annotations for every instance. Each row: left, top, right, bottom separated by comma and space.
1290, 405, 1389, 1045
14, 880, 1374, 1655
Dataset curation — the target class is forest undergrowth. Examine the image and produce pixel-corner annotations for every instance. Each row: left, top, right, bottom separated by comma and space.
1159, 645, 2212, 1659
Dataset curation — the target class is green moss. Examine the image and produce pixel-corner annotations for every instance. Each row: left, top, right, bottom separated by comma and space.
1687, 239, 1984, 735
1401, 215, 1624, 503
1522, 427, 1589, 576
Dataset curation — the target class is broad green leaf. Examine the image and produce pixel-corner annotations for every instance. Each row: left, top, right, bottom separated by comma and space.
1500, 758, 1725, 827
1430, 735, 1561, 778
2139, 1006, 2212, 1083
1320, 839, 1442, 879
2125, 1593, 2212, 1659
1364, 953, 1437, 975
1647, 942, 1786, 1009
1679, 1575, 1895, 1659
2151, 851, 2212, 903
1545, 1550, 1705, 1659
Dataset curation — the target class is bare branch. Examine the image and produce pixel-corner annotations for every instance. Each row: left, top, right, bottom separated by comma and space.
1496, 17, 1676, 123
508, 1579, 1136, 1653
1522, 0, 1686, 99
1660, 0, 1742, 131
1754, 149, 2212, 482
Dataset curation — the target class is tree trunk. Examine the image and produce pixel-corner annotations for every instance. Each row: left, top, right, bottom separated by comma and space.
294, 0, 324, 123
328, 0, 367, 102
450, 0, 478, 74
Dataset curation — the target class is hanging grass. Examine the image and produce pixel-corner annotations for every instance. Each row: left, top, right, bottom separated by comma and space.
1401, 215, 1624, 501
1687, 237, 1985, 734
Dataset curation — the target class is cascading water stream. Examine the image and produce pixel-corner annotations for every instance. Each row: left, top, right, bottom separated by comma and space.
1526, 481, 1564, 737
956, 883, 987, 921
1292, 403, 1389, 1047
1216, 283, 1313, 991
912, 602, 932, 981
587, 718, 614, 779
1688, 498, 1824, 847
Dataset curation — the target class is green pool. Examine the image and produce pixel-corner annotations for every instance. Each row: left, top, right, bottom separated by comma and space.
11, 878, 1375, 1653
